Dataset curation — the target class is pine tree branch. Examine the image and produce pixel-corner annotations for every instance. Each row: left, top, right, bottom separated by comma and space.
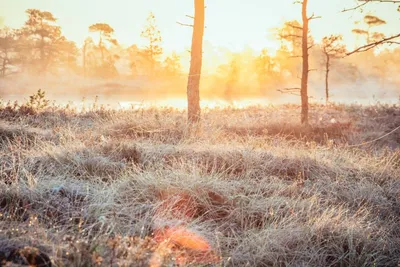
342, 1, 369, 12
176, 21, 193, 27
278, 88, 301, 96
346, 33, 400, 55
280, 34, 303, 39
308, 13, 322, 20
286, 23, 303, 30
307, 44, 316, 50
359, 0, 400, 2
342, 0, 400, 12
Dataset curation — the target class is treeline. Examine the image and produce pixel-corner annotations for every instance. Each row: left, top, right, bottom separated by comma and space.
1, 9, 399, 101
208, 14, 400, 101
0, 10, 181, 79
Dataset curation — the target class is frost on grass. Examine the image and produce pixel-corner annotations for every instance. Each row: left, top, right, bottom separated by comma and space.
0, 103, 399, 266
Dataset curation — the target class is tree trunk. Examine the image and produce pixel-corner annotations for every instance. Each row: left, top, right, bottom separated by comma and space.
99, 34, 104, 65
83, 43, 87, 77
1, 47, 7, 77
325, 53, 330, 104
301, 0, 309, 125
150, 49, 155, 77
39, 21, 46, 73
1, 59, 5, 78
40, 35, 45, 73
187, 0, 205, 123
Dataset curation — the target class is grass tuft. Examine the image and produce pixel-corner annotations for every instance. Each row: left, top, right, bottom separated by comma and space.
1, 103, 399, 266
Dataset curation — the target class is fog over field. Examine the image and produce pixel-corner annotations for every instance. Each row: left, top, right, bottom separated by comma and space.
1, 1, 400, 267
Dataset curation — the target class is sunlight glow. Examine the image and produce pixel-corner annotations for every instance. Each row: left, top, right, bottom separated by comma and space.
118, 98, 274, 110
1, 0, 398, 54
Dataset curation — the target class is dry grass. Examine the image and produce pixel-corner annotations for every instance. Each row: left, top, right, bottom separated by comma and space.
0, 102, 399, 266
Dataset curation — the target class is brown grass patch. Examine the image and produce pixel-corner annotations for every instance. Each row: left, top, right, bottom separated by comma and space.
1, 103, 399, 266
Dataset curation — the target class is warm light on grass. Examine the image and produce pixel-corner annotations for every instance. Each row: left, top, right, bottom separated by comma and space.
0, 100, 399, 266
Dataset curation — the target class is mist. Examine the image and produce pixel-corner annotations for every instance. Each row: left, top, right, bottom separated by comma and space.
0, 8, 399, 108
1, 46, 399, 109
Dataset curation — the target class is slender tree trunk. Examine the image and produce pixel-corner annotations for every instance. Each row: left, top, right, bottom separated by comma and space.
39, 20, 46, 73
99, 34, 104, 65
1, 59, 5, 77
187, 0, 205, 123
1, 47, 7, 77
83, 43, 87, 77
150, 49, 155, 77
325, 53, 330, 104
301, 0, 309, 125
40, 35, 45, 73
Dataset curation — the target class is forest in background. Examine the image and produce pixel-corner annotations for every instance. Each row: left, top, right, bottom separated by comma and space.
0, 8, 399, 105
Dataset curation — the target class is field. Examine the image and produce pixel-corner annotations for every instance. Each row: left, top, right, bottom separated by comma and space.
0, 98, 399, 267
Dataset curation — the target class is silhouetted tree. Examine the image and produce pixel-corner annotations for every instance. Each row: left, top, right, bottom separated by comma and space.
127, 44, 141, 77
321, 35, 346, 104
277, 20, 303, 56
187, 0, 205, 123
299, 0, 320, 125
255, 49, 278, 90
22, 9, 75, 73
89, 23, 117, 65
88, 23, 118, 78
55, 37, 78, 72
141, 12, 163, 76
274, 45, 297, 79
223, 58, 239, 102
279, 1, 318, 125
82, 37, 94, 77
300, 0, 310, 125
0, 27, 18, 77
163, 52, 182, 77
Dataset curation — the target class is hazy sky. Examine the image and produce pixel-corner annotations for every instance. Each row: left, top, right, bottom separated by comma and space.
0, 0, 399, 54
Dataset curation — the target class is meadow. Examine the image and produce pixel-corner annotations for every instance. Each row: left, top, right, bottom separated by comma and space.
0, 94, 399, 266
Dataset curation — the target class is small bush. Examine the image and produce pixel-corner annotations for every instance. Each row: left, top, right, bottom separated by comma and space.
16, 89, 51, 115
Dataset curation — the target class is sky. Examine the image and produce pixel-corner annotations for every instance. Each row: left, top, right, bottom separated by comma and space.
0, 0, 399, 54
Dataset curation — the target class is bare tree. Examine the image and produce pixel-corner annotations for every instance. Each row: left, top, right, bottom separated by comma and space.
321, 35, 346, 104
187, 0, 205, 123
